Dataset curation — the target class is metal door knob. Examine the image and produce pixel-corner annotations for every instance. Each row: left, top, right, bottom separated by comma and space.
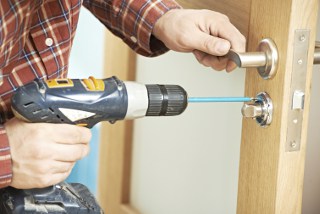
227, 38, 279, 80
241, 92, 273, 127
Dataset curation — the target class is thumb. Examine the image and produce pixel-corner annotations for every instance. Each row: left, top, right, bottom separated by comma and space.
192, 32, 231, 56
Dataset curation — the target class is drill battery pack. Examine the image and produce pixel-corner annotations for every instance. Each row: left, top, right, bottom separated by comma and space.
0, 182, 103, 213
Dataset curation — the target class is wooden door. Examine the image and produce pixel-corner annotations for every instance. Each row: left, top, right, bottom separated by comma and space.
237, 1, 318, 213
97, 0, 319, 213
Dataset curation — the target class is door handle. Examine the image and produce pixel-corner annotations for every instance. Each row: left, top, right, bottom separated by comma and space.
226, 38, 278, 80
228, 39, 320, 78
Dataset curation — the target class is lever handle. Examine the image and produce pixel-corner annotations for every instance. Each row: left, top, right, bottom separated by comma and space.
226, 38, 279, 80
227, 51, 267, 68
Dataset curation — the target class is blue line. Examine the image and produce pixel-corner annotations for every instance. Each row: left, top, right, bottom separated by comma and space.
188, 97, 253, 103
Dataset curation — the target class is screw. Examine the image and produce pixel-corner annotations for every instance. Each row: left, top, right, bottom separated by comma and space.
290, 141, 297, 148
55, 184, 62, 189
299, 35, 306, 42
117, 84, 123, 91
39, 88, 46, 94
298, 59, 303, 65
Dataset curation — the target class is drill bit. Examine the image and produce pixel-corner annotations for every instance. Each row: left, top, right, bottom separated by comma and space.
188, 97, 256, 103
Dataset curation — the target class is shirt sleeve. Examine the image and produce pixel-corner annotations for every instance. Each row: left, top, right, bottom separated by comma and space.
0, 126, 12, 188
83, 0, 182, 57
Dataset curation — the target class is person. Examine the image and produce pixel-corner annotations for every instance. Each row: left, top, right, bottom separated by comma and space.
0, 0, 246, 189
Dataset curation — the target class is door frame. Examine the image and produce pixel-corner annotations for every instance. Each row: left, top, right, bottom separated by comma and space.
97, 31, 139, 214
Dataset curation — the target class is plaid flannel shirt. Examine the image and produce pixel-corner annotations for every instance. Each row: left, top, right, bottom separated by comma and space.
0, 0, 180, 188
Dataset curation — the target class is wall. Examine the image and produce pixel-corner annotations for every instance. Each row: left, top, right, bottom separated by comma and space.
66, 7, 106, 195
301, 14, 320, 214
131, 52, 245, 214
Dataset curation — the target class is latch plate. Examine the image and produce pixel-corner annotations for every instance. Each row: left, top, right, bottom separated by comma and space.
286, 29, 310, 152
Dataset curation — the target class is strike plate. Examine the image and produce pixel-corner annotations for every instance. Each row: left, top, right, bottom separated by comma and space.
286, 29, 310, 152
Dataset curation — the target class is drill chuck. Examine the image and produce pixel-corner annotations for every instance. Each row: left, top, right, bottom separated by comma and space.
146, 84, 188, 116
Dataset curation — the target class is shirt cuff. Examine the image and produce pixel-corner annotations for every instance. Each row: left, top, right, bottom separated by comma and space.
127, 0, 182, 57
0, 125, 12, 188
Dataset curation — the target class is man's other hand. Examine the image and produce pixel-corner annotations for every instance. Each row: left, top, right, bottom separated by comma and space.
5, 118, 92, 189
153, 9, 246, 72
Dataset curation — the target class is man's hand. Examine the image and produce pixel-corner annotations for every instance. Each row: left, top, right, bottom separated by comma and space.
4, 118, 92, 189
153, 9, 246, 72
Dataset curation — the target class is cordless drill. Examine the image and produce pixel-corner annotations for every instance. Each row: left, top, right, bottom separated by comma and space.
11, 76, 188, 127
0, 76, 189, 214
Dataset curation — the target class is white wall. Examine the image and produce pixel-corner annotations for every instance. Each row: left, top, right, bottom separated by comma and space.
131, 52, 245, 214
302, 59, 320, 214
68, 9, 105, 79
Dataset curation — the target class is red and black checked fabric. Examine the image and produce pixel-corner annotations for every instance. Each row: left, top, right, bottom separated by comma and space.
0, 0, 180, 188
0, 126, 11, 188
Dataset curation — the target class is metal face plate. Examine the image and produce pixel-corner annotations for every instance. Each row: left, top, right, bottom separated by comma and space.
286, 29, 310, 152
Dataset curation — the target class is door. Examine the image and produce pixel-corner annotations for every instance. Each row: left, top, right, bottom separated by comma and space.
97, 0, 319, 213
237, 1, 318, 213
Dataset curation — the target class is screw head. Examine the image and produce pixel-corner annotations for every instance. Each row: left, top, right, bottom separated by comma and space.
39, 88, 46, 94
55, 184, 62, 189
290, 141, 297, 148
299, 35, 306, 42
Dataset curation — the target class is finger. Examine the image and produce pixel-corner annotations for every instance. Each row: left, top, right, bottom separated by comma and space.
193, 50, 228, 71
42, 170, 73, 188
226, 60, 238, 73
48, 124, 92, 144
50, 161, 76, 174
216, 56, 229, 70
192, 49, 205, 62
191, 32, 231, 56
52, 143, 90, 162
210, 20, 246, 52
28, 167, 73, 188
